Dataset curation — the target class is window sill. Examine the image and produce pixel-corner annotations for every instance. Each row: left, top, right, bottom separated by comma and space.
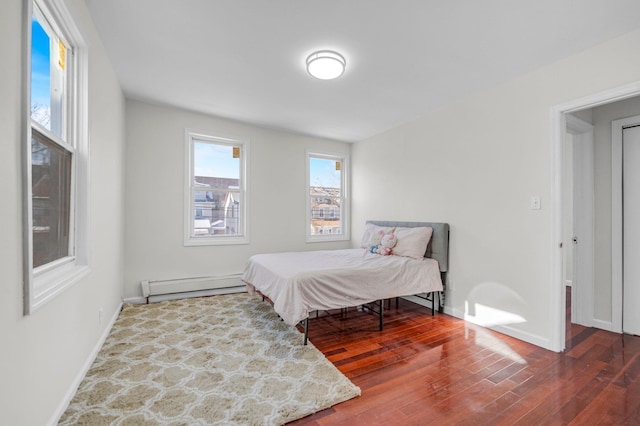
306, 235, 350, 243
184, 235, 250, 246
29, 264, 91, 313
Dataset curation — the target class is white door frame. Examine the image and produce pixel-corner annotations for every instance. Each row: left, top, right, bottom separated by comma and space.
550, 81, 640, 352
565, 115, 594, 327
612, 115, 640, 333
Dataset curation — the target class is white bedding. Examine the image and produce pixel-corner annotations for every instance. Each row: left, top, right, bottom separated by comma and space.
241, 248, 443, 326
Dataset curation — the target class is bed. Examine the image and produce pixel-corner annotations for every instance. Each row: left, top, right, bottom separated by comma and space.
241, 221, 450, 344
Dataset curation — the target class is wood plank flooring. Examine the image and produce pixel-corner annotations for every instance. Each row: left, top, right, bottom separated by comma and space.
289, 291, 640, 425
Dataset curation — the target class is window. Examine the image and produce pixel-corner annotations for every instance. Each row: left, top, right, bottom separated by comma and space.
185, 130, 249, 245
23, 0, 89, 314
306, 152, 349, 241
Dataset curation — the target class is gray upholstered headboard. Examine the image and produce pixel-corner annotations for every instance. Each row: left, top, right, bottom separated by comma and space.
366, 220, 450, 273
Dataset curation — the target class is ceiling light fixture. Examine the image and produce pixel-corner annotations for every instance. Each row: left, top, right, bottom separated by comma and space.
306, 50, 346, 80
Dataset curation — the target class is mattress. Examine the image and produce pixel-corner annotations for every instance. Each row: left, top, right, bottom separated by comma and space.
241, 248, 443, 325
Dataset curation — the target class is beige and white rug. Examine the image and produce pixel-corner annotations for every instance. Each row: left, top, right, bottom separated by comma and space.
58, 293, 360, 425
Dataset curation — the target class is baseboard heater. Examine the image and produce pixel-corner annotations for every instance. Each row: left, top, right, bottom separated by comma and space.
140, 274, 244, 303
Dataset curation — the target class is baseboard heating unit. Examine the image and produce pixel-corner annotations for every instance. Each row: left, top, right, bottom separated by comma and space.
140, 274, 244, 303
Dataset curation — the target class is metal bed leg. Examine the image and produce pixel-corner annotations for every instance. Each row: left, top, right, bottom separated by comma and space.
303, 318, 309, 345
379, 299, 384, 331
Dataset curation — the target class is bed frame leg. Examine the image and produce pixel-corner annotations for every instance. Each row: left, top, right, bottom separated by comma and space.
379, 299, 384, 331
303, 318, 309, 345
432, 292, 435, 316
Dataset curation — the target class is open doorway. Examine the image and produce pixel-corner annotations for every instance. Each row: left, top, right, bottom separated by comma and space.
552, 82, 640, 351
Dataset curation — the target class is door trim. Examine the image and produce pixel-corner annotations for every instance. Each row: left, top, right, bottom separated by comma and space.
612, 115, 640, 333
550, 81, 640, 352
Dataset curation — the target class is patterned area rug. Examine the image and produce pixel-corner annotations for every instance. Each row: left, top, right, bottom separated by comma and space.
59, 293, 360, 425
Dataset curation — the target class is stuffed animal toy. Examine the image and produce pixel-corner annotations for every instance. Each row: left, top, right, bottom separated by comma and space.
378, 232, 398, 256
369, 230, 384, 253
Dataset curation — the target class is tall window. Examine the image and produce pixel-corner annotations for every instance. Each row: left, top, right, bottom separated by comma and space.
185, 130, 249, 245
24, 0, 89, 314
306, 152, 349, 241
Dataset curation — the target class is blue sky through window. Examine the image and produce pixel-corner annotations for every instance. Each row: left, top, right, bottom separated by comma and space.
310, 157, 341, 188
31, 15, 51, 129
194, 141, 240, 179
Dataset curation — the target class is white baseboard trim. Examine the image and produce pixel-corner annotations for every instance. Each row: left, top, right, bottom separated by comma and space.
49, 301, 123, 426
122, 296, 147, 304
591, 318, 615, 332
484, 322, 551, 350
443, 305, 456, 316
123, 286, 247, 305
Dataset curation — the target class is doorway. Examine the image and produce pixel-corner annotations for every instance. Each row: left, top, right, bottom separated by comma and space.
551, 81, 640, 351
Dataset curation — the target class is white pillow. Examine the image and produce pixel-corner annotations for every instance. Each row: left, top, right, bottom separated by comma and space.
360, 223, 395, 248
393, 227, 433, 259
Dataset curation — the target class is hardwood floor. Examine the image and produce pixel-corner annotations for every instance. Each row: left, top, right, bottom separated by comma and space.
289, 292, 640, 425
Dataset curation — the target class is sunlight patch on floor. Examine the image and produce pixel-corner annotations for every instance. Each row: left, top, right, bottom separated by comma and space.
464, 302, 527, 328
464, 303, 527, 364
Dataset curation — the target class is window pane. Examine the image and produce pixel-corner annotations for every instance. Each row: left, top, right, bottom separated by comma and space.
31, 10, 66, 138
32, 130, 72, 268
193, 141, 240, 187
309, 156, 343, 237
192, 191, 241, 236
191, 139, 242, 238
31, 15, 51, 130
309, 157, 341, 194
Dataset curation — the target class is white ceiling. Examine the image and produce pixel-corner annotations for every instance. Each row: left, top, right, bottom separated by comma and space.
85, 0, 640, 142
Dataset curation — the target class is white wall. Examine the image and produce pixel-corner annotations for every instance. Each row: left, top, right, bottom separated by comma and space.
352, 28, 640, 349
0, 1, 126, 424
124, 100, 351, 299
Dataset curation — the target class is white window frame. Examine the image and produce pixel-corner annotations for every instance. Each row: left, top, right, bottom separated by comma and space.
22, 0, 90, 315
306, 151, 349, 242
184, 129, 250, 246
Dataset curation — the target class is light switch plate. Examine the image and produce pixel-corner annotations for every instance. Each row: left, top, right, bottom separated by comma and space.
530, 195, 541, 210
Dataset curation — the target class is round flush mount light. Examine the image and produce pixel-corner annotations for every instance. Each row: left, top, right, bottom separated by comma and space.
306, 50, 346, 80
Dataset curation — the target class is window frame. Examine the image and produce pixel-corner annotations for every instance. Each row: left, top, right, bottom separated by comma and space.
184, 129, 250, 246
22, 0, 90, 315
306, 150, 349, 242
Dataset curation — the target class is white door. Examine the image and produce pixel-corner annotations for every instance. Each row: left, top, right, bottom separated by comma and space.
623, 125, 640, 335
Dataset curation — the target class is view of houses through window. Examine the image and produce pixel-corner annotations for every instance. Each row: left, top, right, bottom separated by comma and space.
308, 154, 346, 238
31, 129, 72, 267
310, 185, 341, 235
193, 175, 240, 236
